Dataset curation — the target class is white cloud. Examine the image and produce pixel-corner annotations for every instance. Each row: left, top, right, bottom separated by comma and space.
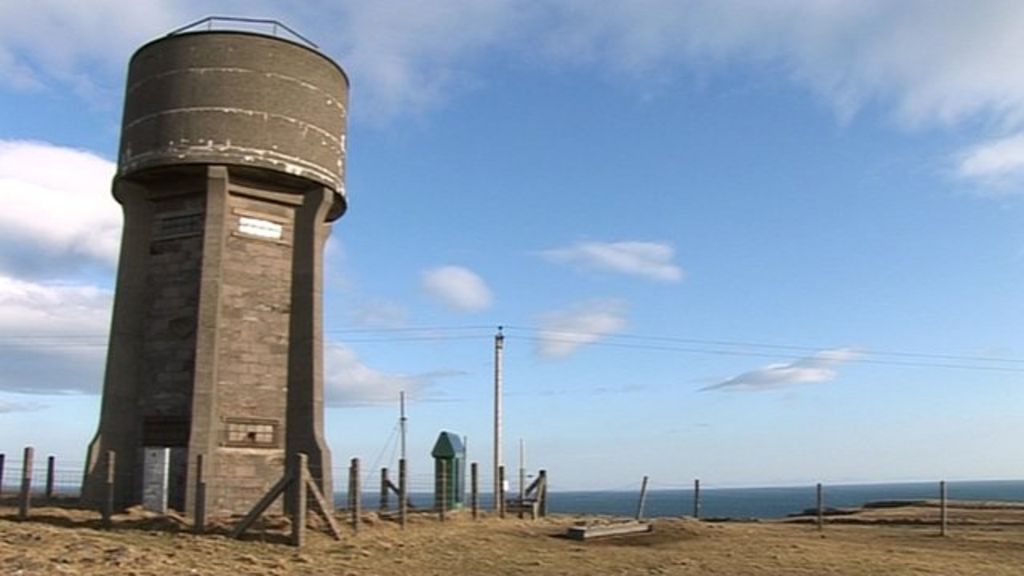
7, 1, 1024, 130
325, 341, 454, 406
702, 348, 863, 392
421, 265, 493, 312
0, 0, 185, 95
535, 299, 628, 358
544, 240, 684, 282
0, 275, 112, 394
0, 140, 120, 276
955, 133, 1024, 190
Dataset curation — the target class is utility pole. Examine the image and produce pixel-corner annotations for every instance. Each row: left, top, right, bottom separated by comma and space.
399, 390, 407, 461
493, 326, 504, 511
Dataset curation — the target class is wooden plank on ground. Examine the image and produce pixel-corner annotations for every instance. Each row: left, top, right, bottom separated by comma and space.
566, 521, 653, 541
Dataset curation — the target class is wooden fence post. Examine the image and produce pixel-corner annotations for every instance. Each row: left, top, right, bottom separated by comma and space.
102, 450, 116, 528
193, 454, 206, 534
291, 453, 308, 547
470, 462, 479, 520
538, 470, 548, 517
693, 478, 701, 519
45, 455, 55, 500
380, 467, 389, 511
636, 476, 650, 520
0, 453, 5, 499
17, 446, 33, 520
940, 480, 948, 537
350, 458, 361, 533
399, 458, 408, 529
816, 483, 824, 531
498, 465, 506, 518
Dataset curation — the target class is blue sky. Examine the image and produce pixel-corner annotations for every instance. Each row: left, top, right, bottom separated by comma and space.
1, 1, 1023, 492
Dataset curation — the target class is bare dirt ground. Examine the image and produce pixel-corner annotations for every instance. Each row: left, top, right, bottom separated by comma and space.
2, 501, 1024, 575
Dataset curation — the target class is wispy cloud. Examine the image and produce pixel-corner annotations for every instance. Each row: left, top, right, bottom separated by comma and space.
0, 140, 120, 276
349, 299, 409, 328
324, 341, 462, 406
0, 398, 46, 413
702, 348, 863, 392
0, 275, 111, 395
543, 240, 684, 282
421, 265, 493, 312
535, 299, 628, 358
955, 133, 1024, 191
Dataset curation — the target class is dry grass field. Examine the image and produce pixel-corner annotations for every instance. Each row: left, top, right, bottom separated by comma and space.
2, 501, 1024, 575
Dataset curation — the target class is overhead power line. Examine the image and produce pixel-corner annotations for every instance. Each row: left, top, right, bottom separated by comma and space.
2, 324, 1022, 373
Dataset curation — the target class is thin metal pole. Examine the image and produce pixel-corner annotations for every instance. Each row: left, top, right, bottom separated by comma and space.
0, 453, 5, 499
494, 326, 504, 511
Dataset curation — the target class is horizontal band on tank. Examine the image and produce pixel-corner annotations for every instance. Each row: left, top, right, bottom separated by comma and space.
125, 68, 347, 116
123, 107, 343, 146
120, 145, 344, 194
131, 30, 350, 88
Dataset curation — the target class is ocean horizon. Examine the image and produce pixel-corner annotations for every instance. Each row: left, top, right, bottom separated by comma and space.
338, 479, 1024, 520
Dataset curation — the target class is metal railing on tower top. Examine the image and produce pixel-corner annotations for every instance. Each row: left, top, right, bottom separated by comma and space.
165, 16, 318, 49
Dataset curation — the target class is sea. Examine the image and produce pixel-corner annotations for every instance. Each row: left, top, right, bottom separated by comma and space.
342, 480, 1024, 520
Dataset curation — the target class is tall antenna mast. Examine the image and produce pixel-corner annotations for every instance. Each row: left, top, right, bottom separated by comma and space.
493, 326, 504, 510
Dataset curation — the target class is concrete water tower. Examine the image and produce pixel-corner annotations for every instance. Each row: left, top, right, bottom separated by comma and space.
81, 18, 348, 516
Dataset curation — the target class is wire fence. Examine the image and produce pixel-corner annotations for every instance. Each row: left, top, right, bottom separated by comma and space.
3, 452, 1022, 527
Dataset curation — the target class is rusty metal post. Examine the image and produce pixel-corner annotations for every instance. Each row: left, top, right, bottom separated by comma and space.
17, 447, 33, 520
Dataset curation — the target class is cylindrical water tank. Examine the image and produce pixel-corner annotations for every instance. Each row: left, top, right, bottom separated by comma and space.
117, 31, 349, 218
